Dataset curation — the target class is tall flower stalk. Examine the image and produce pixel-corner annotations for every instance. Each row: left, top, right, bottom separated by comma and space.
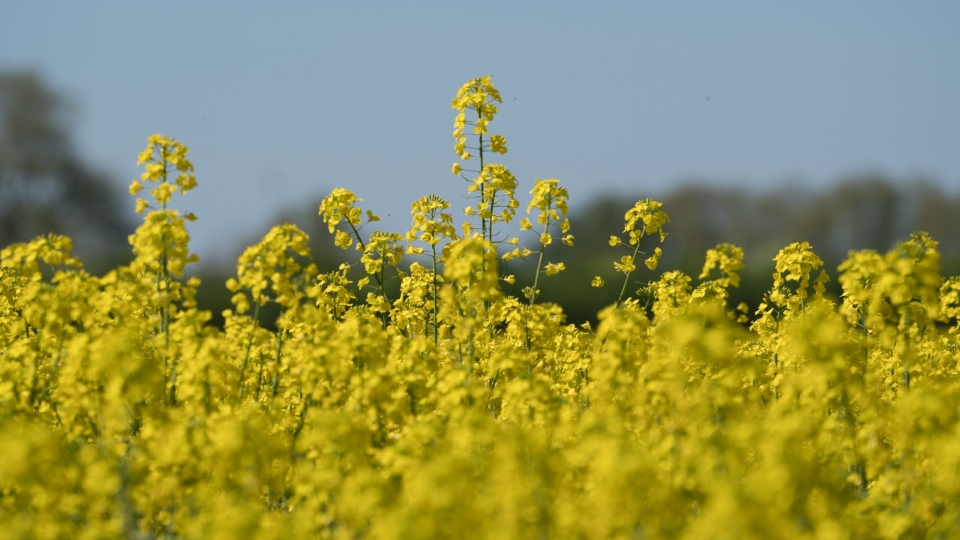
593, 199, 668, 306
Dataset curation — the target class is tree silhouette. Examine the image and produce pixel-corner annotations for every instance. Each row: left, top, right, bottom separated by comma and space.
0, 71, 129, 263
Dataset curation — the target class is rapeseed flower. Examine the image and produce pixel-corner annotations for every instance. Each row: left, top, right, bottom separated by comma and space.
4, 81, 960, 540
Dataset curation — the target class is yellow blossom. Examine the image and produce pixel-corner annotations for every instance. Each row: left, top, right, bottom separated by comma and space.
645, 247, 662, 270
544, 262, 566, 276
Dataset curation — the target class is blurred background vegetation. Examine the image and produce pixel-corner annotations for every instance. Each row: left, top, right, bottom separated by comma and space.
0, 71, 131, 273
4, 70, 959, 327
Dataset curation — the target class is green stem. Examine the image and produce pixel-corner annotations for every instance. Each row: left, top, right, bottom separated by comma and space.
431, 243, 439, 345
274, 314, 284, 384
346, 221, 382, 290
477, 106, 486, 242
238, 300, 261, 401
255, 352, 265, 401
529, 217, 552, 306
159, 146, 171, 347
860, 300, 868, 386
346, 220, 389, 327
158, 148, 173, 405
617, 232, 645, 306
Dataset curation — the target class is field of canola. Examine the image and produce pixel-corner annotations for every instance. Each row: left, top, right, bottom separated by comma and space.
3, 77, 960, 539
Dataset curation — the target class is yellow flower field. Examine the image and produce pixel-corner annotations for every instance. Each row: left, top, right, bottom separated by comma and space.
2, 77, 960, 539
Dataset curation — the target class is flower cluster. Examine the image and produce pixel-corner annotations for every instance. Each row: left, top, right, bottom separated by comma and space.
129, 133, 197, 213
451, 77, 520, 248
464, 164, 520, 236
451, 75, 506, 164
407, 195, 457, 249
506, 178, 574, 303
598, 198, 670, 305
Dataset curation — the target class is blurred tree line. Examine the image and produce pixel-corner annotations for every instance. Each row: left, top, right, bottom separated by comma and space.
0, 71, 130, 270
4, 70, 958, 326
538, 177, 960, 324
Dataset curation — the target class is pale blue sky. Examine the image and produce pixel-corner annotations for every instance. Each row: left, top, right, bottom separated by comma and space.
2, 2, 958, 264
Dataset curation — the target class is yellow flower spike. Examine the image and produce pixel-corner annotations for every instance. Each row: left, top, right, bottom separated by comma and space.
409, 195, 457, 249
133, 134, 196, 216
319, 188, 363, 234
453, 79, 517, 246
700, 243, 745, 288
522, 178, 573, 304
453, 77, 515, 237
772, 241, 824, 301
623, 198, 669, 237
